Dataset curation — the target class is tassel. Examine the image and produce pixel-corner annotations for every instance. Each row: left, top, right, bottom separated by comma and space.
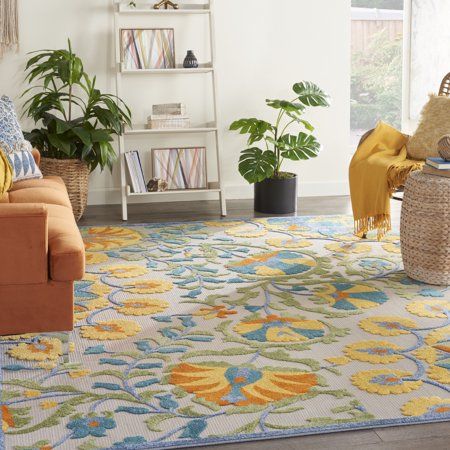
354, 214, 392, 241
0, 0, 19, 58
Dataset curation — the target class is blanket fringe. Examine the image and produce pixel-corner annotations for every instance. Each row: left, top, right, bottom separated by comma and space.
354, 214, 391, 241
387, 161, 424, 194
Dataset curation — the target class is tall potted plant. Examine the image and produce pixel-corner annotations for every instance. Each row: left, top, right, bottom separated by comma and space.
230, 81, 330, 214
22, 39, 131, 220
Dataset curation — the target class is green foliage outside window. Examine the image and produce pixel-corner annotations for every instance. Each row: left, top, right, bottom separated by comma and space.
351, 29, 403, 130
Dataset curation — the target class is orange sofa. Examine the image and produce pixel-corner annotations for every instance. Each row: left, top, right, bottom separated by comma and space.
0, 150, 85, 335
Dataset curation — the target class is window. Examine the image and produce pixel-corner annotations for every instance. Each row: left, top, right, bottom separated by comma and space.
351, 0, 404, 147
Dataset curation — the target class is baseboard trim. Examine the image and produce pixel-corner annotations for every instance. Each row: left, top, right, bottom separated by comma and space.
87, 180, 350, 206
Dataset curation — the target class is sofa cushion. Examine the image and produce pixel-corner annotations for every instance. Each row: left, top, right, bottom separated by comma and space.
9, 186, 72, 209
10, 176, 66, 192
46, 204, 85, 281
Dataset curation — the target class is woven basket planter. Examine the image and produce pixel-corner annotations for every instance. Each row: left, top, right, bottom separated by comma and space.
40, 157, 90, 221
400, 171, 450, 285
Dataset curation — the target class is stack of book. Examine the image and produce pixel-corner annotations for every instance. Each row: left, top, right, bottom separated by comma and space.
147, 103, 190, 130
423, 157, 450, 178
125, 150, 147, 193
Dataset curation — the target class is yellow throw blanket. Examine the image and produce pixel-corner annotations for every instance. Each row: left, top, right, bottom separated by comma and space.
349, 121, 423, 240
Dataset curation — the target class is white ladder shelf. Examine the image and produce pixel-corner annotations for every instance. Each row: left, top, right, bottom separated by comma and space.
113, 0, 227, 221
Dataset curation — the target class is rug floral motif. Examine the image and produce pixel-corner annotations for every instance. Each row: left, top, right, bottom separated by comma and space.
1, 216, 449, 450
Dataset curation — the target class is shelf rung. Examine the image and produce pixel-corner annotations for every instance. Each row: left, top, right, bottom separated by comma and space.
127, 187, 221, 197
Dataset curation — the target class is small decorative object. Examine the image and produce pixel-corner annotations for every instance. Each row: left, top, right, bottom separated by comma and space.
147, 177, 168, 192
230, 81, 330, 214
153, 103, 185, 116
183, 50, 199, 69
153, 0, 179, 9
152, 147, 207, 190
0, 0, 19, 58
128, 1, 137, 7
438, 134, 450, 161
121, 29, 175, 70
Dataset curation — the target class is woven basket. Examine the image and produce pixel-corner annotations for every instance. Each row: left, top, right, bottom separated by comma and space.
401, 171, 450, 285
40, 157, 90, 221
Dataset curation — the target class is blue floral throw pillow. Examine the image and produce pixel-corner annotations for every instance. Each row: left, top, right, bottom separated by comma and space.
0, 95, 42, 182
5, 142, 43, 182
0, 95, 25, 151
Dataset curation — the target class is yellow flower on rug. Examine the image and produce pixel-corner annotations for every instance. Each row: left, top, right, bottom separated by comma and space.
105, 265, 147, 279
115, 298, 169, 316
80, 320, 141, 340
406, 299, 450, 318
382, 243, 401, 254
344, 341, 403, 364
226, 224, 267, 238
40, 401, 58, 410
351, 369, 422, 395
266, 238, 313, 249
124, 279, 173, 294
1, 333, 37, 341
234, 315, 325, 342
69, 369, 91, 379
85, 252, 109, 265
402, 397, 450, 417
84, 226, 142, 251
170, 363, 319, 406
359, 316, 417, 336
204, 221, 243, 228
194, 305, 238, 320
315, 283, 388, 310
325, 242, 371, 254
24, 390, 41, 398
7, 338, 62, 361
326, 356, 351, 366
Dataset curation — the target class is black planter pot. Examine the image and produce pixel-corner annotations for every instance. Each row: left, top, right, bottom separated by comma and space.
254, 174, 298, 214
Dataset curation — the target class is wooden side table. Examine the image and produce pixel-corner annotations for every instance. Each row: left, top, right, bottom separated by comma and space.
400, 171, 450, 285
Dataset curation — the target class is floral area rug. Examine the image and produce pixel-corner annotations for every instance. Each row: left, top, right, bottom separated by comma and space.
1, 216, 449, 450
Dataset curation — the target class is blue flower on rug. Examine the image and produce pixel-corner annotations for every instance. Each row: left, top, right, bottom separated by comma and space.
67, 415, 116, 439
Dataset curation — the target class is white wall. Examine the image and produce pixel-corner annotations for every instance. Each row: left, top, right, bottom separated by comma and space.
0, 0, 351, 205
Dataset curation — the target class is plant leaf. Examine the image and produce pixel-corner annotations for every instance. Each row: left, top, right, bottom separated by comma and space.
293, 81, 330, 107
238, 147, 276, 184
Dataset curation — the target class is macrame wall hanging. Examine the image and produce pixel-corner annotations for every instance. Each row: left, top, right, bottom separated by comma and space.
0, 0, 19, 58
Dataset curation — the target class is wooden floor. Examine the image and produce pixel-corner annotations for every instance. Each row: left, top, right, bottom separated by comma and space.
81, 196, 448, 450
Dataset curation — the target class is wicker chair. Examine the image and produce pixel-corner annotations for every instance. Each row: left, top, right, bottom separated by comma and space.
357, 72, 450, 201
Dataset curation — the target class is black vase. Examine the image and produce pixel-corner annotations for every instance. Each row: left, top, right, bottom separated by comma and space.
183, 50, 199, 69
254, 174, 298, 214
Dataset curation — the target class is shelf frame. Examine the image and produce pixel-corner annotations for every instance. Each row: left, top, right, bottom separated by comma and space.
113, 0, 226, 220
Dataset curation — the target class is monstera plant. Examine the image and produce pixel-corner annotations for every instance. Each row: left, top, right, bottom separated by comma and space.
22, 39, 131, 220
230, 81, 330, 214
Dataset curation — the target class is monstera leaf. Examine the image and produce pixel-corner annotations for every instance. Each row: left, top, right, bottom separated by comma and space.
229, 118, 274, 145
293, 81, 330, 107
278, 133, 321, 161
239, 147, 277, 183
266, 99, 305, 120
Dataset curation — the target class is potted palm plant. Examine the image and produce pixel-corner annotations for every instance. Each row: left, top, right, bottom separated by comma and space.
22, 39, 131, 220
230, 81, 330, 214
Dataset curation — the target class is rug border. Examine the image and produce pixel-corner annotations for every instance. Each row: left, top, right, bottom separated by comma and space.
102, 416, 450, 450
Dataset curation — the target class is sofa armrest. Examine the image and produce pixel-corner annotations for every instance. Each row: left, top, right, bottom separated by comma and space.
0, 204, 48, 285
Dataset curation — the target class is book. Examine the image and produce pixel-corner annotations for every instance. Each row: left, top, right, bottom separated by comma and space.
152, 103, 186, 116
423, 164, 450, 178
425, 157, 450, 170
133, 151, 147, 193
125, 152, 140, 193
